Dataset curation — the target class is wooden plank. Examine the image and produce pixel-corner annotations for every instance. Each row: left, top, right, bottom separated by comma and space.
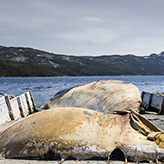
0, 96, 11, 124
19, 91, 37, 115
0, 96, 8, 112
25, 92, 33, 114
0, 112, 11, 123
151, 94, 164, 114
29, 91, 37, 112
141, 91, 164, 114
0, 111, 11, 124
27, 92, 34, 113
0, 96, 5, 106
20, 93, 29, 116
5, 96, 15, 120
141, 92, 152, 110
10, 97, 21, 120
162, 97, 164, 114
17, 97, 25, 117
0, 91, 37, 125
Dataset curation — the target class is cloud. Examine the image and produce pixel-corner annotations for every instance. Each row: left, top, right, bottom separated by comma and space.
57, 27, 118, 44
1, 0, 164, 56
81, 17, 104, 23
4, 36, 18, 43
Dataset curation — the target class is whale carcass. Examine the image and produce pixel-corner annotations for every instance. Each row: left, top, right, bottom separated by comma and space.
0, 107, 164, 162
41, 80, 141, 113
1, 80, 164, 162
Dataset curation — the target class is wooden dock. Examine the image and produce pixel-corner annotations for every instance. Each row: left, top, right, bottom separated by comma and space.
0, 91, 37, 125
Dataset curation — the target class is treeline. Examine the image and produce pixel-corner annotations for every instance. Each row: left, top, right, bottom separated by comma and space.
0, 58, 59, 77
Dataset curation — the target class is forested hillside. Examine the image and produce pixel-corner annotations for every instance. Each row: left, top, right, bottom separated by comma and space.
0, 45, 164, 77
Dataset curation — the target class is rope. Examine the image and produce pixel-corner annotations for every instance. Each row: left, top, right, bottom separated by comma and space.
111, 109, 164, 148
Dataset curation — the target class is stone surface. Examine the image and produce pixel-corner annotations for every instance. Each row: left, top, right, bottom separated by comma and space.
143, 113, 164, 131
0, 159, 155, 164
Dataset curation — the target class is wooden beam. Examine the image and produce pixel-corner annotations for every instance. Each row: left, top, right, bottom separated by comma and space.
29, 91, 38, 112
141, 91, 164, 114
25, 93, 32, 114
17, 97, 25, 117
5, 96, 15, 120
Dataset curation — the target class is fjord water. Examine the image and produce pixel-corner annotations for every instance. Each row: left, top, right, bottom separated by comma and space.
0, 76, 164, 108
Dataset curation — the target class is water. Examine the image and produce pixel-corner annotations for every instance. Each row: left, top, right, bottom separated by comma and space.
0, 75, 164, 108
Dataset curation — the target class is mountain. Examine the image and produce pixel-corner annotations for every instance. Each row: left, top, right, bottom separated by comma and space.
85, 53, 164, 75
0, 58, 59, 77
0, 45, 164, 77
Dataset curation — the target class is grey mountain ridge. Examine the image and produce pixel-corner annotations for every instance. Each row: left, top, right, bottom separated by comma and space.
0, 45, 164, 76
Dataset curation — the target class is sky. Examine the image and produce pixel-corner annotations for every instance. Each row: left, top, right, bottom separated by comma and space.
0, 0, 164, 56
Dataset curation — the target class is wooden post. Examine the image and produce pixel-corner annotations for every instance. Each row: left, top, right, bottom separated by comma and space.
29, 91, 38, 112
161, 97, 164, 114
141, 91, 152, 110
147, 93, 152, 111
157, 96, 164, 114
5, 96, 15, 120
17, 97, 25, 117
25, 93, 32, 114
141, 91, 144, 101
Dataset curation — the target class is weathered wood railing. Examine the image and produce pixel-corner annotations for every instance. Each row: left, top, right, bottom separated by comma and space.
141, 91, 164, 114
0, 91, 37, 125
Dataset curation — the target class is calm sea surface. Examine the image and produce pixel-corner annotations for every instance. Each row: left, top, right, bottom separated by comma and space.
0, 76, 164, 108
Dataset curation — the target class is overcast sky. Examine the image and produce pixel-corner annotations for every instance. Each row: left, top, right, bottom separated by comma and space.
1, 0, 164, 56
